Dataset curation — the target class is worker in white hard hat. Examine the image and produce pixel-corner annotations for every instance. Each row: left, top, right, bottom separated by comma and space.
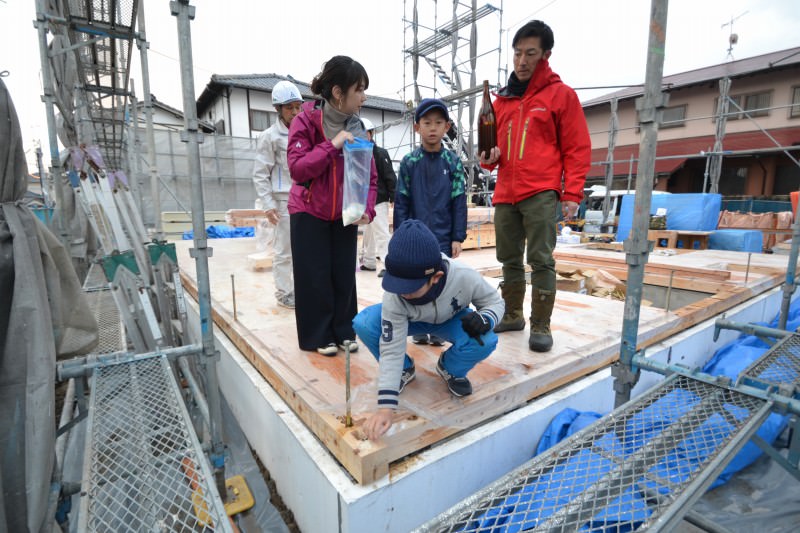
252, 79, 304, 308
358, 116, 397, 277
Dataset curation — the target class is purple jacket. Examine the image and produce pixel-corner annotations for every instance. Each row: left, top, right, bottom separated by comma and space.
287, 100, 378, 222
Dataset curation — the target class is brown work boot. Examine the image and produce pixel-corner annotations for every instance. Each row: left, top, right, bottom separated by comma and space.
529, 288, 556, 352
494, 280, 527, 333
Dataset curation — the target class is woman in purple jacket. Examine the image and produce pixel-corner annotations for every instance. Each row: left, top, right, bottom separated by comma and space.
287, 56, 378, 356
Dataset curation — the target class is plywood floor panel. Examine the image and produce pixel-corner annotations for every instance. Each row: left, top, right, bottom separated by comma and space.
175, 238, 788, 483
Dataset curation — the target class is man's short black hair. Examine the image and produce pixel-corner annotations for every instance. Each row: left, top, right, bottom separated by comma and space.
512, 20, 554, 52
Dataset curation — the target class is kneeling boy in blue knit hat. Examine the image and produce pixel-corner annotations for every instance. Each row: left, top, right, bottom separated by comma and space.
353, 219, 504, 441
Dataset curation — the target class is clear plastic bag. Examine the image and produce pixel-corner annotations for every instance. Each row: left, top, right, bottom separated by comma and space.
342, 137, 374, 226
255, 219, 275, 252
252, 198, 275, 252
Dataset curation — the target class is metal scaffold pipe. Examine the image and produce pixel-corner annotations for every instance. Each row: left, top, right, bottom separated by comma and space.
137, 2, 163, 235
170, 0, 227, 495
615, 0, 669, 408
34, 0, 69, 247
779, 198, 800, 329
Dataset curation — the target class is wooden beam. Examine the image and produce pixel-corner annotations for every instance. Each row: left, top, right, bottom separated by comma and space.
553, 251, 731, 281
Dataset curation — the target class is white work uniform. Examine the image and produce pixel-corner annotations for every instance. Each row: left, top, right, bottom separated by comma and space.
360, 202, 390, 269
253, 119, 293, 299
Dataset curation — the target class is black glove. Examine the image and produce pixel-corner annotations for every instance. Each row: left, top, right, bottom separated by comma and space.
460, 311, 491, 345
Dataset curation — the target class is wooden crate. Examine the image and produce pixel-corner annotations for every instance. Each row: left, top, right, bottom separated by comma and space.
648, 230, 678, 248
648, 229, 710, 250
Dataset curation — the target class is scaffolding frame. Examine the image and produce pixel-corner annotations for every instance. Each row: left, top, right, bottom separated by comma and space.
35, 0, 231, 529
402, 0, 504, 204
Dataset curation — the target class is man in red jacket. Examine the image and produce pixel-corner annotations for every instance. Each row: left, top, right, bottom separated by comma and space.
480, 20, 591, 352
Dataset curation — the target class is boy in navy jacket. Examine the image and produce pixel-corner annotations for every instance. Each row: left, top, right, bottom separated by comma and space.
394, 98, 468, 345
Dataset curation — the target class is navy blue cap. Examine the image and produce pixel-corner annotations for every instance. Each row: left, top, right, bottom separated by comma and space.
382, 220, 443, 295
415, 98, 450, 123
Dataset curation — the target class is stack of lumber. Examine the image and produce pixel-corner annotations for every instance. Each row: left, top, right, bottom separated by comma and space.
226, 209, 267, 228
556, 266, 626, 299
161, 210, 227, 240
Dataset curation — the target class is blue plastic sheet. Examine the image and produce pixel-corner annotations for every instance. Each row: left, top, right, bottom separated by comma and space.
182, 224, 254, 240
617, 193, 722, 242
467, 388, 752, 532
535, 408, 603, 455
708, 229, 763, 253
464, 298, 800, 532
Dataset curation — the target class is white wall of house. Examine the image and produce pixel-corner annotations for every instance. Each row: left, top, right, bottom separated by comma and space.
205, 87, 412, 165
202, 97, 228, 135
228, 89, 251, 138
149, 107, 184, 130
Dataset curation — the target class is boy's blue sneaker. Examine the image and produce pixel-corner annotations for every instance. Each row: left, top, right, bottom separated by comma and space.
399, 362, 416, 393
436, 353, 472, 397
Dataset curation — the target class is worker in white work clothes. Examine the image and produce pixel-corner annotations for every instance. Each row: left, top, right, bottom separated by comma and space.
358, 117, 397, 277
252, 80, 304, 309
353, 219, 504, 440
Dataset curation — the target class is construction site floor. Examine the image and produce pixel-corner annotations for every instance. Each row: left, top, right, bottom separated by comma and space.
174, 238, 790, 485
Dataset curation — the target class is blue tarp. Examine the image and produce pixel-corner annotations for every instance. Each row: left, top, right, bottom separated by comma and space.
463, 299, 800, 532
182, 224, 254, 240
709, 229, 763, 253
617, 193, 722, 242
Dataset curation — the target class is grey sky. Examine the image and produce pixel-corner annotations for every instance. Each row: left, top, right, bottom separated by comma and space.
2, 0, 799, 170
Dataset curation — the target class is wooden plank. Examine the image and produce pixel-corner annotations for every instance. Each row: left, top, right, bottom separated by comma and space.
553, 250, 731, 281
246, 251, 273, 271
175, 240, 786, 484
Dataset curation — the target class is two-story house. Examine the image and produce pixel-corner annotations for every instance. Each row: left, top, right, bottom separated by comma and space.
195, 73, 410, 160
582, 47, 800, 197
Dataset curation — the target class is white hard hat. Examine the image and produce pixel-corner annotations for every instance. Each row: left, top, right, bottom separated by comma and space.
360, 117, 375, 132
272, 80, 302, 107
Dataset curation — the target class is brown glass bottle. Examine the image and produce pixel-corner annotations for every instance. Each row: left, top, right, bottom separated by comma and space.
478, 80, 497, 157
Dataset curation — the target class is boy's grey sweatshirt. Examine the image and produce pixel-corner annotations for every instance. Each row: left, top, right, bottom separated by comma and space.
377, 256, 504, 408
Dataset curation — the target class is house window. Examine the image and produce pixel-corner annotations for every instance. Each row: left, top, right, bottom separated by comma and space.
791, 86, 800, 118
714, 91, 771, 121
250, 109, 271, 132
743, 91, 771, 117
661, 104, 687, 128
713, 95, 741, 121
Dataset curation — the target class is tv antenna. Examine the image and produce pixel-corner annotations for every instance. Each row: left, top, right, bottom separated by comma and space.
722, 11, 747, 60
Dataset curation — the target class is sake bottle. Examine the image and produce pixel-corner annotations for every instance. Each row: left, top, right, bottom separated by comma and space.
478, 80, 497, 157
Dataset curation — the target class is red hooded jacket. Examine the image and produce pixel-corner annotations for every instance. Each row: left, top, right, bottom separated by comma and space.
483, 58, 591, 205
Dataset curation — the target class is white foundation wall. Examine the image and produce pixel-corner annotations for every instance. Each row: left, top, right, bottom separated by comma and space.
186, 286, 790, 533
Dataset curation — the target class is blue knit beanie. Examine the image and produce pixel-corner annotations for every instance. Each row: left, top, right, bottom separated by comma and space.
415, 98, 450, 123
382, 220, 444, 294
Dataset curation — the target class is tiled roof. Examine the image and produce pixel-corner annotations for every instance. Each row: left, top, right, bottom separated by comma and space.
587, 126, 800, 178
197, 73, 407, 115
583, 47, 800, 108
